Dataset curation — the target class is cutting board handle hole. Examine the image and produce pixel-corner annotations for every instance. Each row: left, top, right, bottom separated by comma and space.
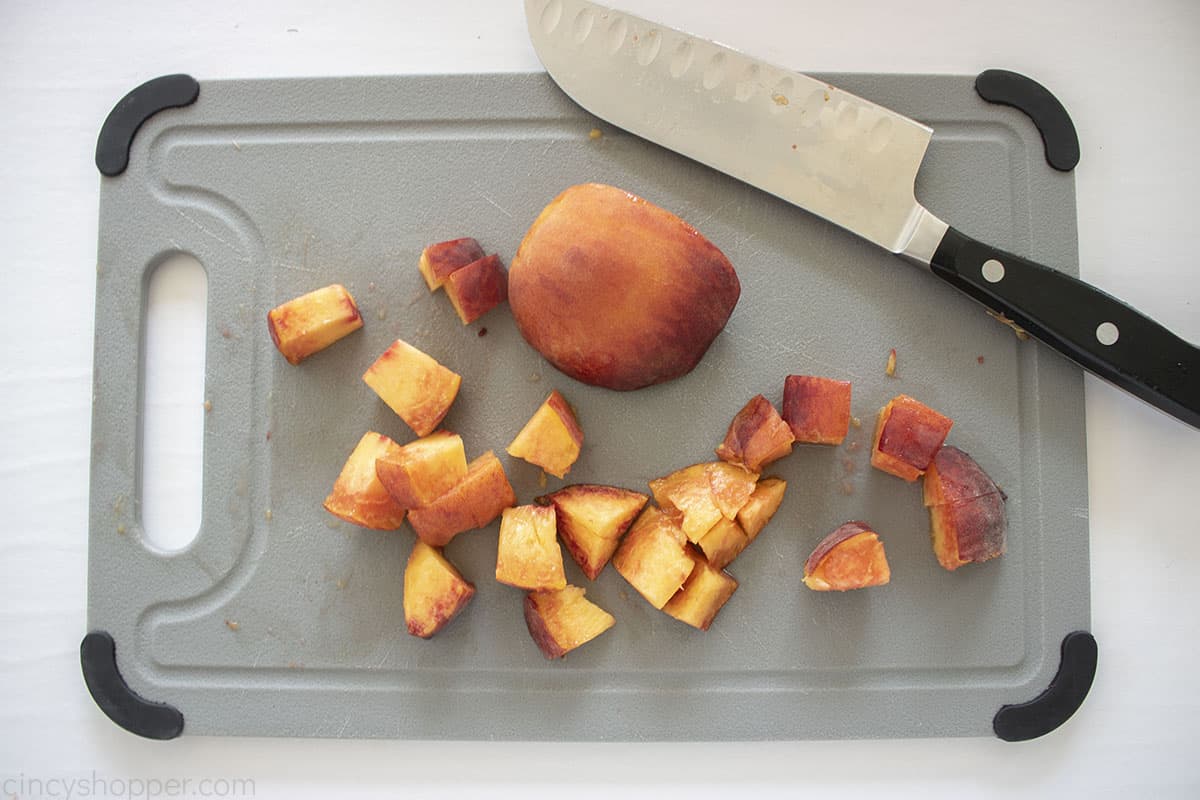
139, 252, 207, 553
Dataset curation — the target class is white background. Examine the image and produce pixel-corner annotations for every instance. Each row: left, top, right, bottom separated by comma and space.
2, 0, 1199, 797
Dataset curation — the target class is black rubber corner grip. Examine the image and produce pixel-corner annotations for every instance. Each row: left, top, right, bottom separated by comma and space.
993, 631, 1097, 741
975, 69, 1080, 172
95, 74, 199, 177
80, 631, 183, 740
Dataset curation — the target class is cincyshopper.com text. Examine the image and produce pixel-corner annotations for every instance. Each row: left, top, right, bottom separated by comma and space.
2, 772, 255, 800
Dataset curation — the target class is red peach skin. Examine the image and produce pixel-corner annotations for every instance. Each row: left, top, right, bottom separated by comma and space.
508, 183, 740, 390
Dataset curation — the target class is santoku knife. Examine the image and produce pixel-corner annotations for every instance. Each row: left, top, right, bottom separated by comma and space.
525, 0, 1200, 429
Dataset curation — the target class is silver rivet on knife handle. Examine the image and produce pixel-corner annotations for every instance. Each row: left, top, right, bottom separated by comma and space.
981, 259, 1006, 283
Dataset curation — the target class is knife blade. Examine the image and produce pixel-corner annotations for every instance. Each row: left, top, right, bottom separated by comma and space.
525, 0, 1200, 429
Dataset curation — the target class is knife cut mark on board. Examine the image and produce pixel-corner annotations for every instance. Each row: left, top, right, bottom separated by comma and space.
476, 188, 514, 219
172, 206, 243, 255
275, 261, 318, 274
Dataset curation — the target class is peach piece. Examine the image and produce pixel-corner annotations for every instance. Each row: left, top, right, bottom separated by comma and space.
444, 254, 508, 324
537, 484, 648, 580
322, 432, 407, 530
925, 446, 1007, 571
495, 505, 567, 591
375, 431, 468, 509
406, 451, 516, 546
781, 375, 852, 445
362, 339, 461, 437
649, 462, 759, 542
404, 541, 475, 638
506, 390, 584, 479
870, 395, 954, 481
929, 493, 1008, 571
649, 464, 722, 543
663, 548, 738, 631
612, 506, 696, 609
418, 237, 485, 292
524, 585, 615, 659
696, 517, 749, 571
736, 477, 787, 542
267, 284, 363, 365
715, 394, 795, 472
508, 183, 741, 390
923, 446, 1005, 508
705, 462, 762, 519
802, 522, 891, 591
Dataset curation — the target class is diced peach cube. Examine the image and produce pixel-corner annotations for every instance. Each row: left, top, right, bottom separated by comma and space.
705, 461, 762, 519
663, 548, 738, 631
267, 284, 363, 365
495, 505, 567, 591
537, 484, 648, 580
404, 541, 475, 638
362, 339, 461, 436
649, 462, 758, 543
506, 389, 584, 479
612, 506, 696, 609
406, 451, 516, 546
696, 516, 748, 570
445, 254, 508, 324
524, 585, 615, 659
715, 394, 795, 472
923, 445, 1005, 508
781, 375, 852, 445
650, 463, 721, 542
322, 432, 407, 530
375, 431, 468, 509
802, 521, 891, 591
418, 237, 484, 292
924, 446, 1007, 571
929, 492, 1007, 571
870, 395, 954, 481
736, 477, 787, 542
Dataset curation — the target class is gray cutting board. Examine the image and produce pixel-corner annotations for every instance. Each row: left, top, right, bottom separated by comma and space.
88, 71, 1089, 740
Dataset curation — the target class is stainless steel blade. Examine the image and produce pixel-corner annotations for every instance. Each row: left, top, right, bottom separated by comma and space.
525, 0, 949, 263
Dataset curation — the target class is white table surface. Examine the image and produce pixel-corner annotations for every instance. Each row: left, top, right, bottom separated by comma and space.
2, 0, 1198, 797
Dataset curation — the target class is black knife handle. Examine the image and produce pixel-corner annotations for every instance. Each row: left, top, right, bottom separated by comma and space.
930, 227, 1200, 429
